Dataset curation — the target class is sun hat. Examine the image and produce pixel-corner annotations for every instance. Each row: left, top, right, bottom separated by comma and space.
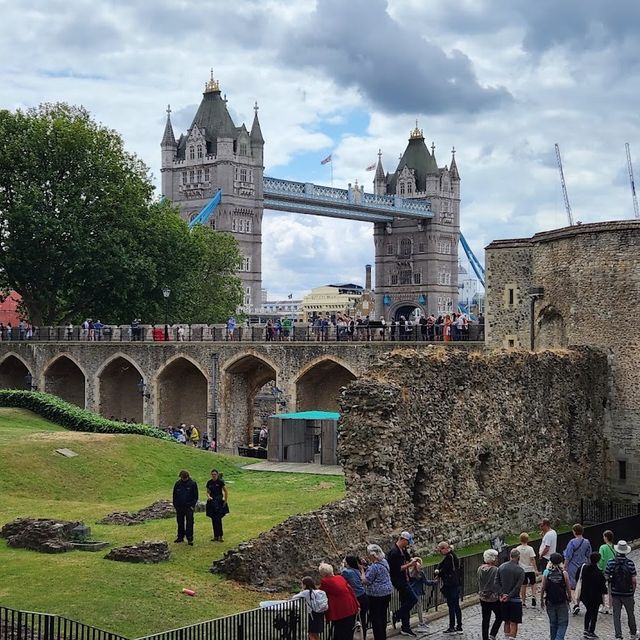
400, 531, 415, 545
614, 540, 631, 555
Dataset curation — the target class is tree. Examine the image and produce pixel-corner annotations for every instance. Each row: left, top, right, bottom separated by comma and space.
0, 103, 243, 325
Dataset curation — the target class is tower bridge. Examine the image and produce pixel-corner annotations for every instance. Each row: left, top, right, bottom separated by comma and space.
0, 340, 480, 450
161, 74, 462, 320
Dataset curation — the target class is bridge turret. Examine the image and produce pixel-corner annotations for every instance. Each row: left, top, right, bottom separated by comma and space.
160, 105, 177, 198
250, 101, 264, 166
374, 149, 386, 195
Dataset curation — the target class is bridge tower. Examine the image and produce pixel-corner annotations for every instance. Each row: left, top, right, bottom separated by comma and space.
160, 73, 264, 312
373, 124, 460, 320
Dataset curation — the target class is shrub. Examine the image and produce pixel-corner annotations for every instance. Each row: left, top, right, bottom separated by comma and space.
0, 390, 171, 440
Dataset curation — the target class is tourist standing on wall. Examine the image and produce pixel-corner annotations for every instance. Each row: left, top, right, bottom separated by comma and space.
597, 529, 615, 614
290, 576, 327, 640
362, 544, 393, 640
478, 548, 503, 640
575, 551, 607, 638
226, 316, 236, 341
516, 532, 539, 606
497, 548, 525, 640
604, 540, 637, 640
388, 531, 419, 637
540, 552, 572, 640
436, 540, 463, 635
341, 556, 369, 639
318, 562, 360, 640
205, 469, 228, 542
563, 524, 592, 614
172, 469, 198, 545
539, 518, 558, 572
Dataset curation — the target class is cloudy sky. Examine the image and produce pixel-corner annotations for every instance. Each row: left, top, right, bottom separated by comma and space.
2, 0, 639, 300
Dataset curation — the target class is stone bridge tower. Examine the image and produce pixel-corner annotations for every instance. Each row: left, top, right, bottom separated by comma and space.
373, 125, 460, 320
160, 72, 264, 312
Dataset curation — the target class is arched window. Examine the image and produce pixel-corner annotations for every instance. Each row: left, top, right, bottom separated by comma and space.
189, 170, 195, 183
182, 172, 187, 185
189, 146, 195, 160
399, 183, 405, 195
400, 238, 412, 255
196, 169, 202, 183
239, 142, 247, 156
204, 168, 210, 182
197, 145, 203, 158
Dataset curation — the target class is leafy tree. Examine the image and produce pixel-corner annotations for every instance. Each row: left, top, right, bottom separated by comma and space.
0, 103, 243, 325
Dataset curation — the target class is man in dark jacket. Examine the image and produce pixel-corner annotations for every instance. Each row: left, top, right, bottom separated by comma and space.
388, 531, 419, 637
172, 469, 198, 545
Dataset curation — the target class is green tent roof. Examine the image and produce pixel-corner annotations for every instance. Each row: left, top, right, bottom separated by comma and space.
269, 411, 340, 421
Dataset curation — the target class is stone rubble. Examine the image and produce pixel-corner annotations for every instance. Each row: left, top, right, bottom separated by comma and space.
104, 540, 170, 564
212, 347, 610, 587
99, 500, 206, 525
0, 517, 82, 553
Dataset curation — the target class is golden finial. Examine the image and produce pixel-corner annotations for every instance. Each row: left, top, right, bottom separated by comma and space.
410, 119, 424, 139
204, 68, 220, 93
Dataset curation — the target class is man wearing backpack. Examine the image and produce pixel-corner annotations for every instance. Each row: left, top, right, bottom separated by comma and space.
540, 552, 572, 640
604, 540, 637, 640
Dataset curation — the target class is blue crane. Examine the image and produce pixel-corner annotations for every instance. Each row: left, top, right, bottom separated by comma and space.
187, 189, 222, 229
459, 233, 485, 287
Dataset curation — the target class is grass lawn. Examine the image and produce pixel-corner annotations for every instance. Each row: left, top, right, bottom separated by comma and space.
0, 409, 345, 637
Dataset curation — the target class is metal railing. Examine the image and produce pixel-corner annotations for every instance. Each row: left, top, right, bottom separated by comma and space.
0, 324, 485, 344
0, 607, 126, 640
580, 498, 640, 526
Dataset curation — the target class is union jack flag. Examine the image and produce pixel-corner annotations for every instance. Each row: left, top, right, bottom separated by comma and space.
320, 154, 332, 165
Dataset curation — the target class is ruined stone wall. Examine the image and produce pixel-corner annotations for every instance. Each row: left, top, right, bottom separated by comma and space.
213, 347, 609, 587
485, 221, 640, 497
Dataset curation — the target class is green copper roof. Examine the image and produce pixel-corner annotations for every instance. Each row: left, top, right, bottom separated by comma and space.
269, 411, 340, 421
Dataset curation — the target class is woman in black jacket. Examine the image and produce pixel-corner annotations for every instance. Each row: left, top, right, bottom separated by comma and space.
576, 551, 607, 638
436, 541, 463, 634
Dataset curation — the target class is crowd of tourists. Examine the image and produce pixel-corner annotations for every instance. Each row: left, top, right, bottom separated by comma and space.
162, 424, 216, 450
275, 519, 637, 640
0, 320, 34, 340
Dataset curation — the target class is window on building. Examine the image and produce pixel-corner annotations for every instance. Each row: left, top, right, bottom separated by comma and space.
189, 170, 195, 183
231, 218, 237, 232
240, 142, 247, 156
508, 288, 515, 305
413, 272, 421, 285
243, 256, 251, 271
399, 183, 405, 195
438, 239, 451, 254
418, 243, 425, 253
209, 219, 215, 230
439, 270, 451, 286
508, 339, 515, 348
246, 220, 252, 233
234, 167, 239, 180
204, 168, 210, 182
189, 146, 195, 160
240, 168, 247, 182
619, 460, 627, 482
386, 244, 393, 255
400, 238, 412, 256
196, 169, 202, 183
391, 274, 398, 285
182, 172, 187, 185
197, 145, 203, 158
400, 270, 412, 285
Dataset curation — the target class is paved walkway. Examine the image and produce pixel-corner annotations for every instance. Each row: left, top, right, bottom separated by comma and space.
399, 549, 640, 639
241, 460, 344, 475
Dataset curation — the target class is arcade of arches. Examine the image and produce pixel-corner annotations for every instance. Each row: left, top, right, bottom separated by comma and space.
98, 356, 144, 423
156, 358, 208, 430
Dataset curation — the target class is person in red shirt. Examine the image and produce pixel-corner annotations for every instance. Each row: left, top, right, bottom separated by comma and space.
319, 562, 360, 640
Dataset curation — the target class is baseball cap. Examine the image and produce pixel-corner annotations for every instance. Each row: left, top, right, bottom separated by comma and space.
400, 531, 415, 545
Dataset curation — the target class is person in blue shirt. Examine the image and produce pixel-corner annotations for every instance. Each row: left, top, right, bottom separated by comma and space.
341, 556, 368, 638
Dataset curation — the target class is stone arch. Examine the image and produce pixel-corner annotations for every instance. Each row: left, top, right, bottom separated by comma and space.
295, 357, 357, 413
43, 354, 86, 407
221, 352, 278, 449
96, 354, 145, 423
0, 353, 33, 389
155, 355, 209, 431
390, 301, 424, 322
536, 304, 568, 349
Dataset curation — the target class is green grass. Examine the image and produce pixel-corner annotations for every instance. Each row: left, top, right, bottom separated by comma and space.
0, 409, 345, 637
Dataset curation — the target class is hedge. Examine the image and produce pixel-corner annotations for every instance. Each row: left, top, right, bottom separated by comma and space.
0, 390, 171, 440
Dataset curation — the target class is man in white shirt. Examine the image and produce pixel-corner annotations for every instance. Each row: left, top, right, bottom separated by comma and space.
538, 518, 558, 572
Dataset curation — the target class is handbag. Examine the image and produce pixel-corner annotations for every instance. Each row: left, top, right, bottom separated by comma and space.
574, 563, 586, 603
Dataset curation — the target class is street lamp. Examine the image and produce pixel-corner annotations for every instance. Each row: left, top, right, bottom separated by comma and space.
136, 378, 150, 399
162, 286, 171, 341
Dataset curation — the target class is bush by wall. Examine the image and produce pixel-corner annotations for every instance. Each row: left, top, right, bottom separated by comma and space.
0, 390, 170, 440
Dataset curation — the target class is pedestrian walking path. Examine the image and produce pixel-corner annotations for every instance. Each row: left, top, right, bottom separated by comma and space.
241, 460, 344, 475
402, 548, 640, 639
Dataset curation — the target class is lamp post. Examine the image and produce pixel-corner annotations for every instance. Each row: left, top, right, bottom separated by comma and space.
136, 378, 150, 399
162, 286, 171, 341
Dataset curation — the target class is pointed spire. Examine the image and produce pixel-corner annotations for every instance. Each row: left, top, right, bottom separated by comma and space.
161, 104, 177, 147
374, 148, 385, 182
250, 100, 264, 145
450, 146, 460, 180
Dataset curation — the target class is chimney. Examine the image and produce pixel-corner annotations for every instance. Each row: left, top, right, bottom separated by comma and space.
365, 264, 372, 291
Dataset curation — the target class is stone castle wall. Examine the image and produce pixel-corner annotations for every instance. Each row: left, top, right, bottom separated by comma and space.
485, 221, 640, 497
213, 347, 609, 587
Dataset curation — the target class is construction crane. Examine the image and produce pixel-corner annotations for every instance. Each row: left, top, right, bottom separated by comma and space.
554, 143, 574, 226
625, 143, 640, 219
459, 233, 485, 287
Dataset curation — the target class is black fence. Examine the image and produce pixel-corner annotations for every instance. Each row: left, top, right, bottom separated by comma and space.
580, 498, 640, 526
1, 324, 484, 344
6, 510, 639, 640
0, 607, 126, 640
